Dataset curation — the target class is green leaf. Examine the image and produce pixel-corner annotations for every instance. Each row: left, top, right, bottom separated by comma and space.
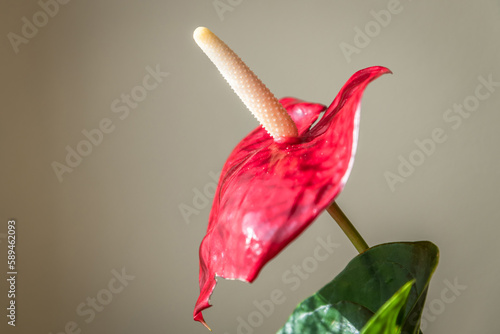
277, 241, 438, 334
360, 280, 414, 334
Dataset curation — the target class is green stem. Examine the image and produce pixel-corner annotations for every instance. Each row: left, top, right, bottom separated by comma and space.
327, 202, 369, 253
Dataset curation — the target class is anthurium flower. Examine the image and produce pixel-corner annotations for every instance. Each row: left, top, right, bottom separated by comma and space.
192, 27, 390, 328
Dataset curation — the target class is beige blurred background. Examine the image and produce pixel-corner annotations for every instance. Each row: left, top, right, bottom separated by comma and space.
1, 1, 499, 333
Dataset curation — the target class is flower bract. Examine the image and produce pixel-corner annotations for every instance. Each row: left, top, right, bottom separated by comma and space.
194, 66, 391, 326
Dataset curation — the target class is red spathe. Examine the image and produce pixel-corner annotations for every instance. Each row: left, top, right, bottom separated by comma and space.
194, 66, 391, 325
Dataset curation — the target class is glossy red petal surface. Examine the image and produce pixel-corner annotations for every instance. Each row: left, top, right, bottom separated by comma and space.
194, 66, 391, 325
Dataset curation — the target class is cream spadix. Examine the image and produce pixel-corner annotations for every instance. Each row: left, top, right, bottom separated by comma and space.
193, 27, 298, 140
